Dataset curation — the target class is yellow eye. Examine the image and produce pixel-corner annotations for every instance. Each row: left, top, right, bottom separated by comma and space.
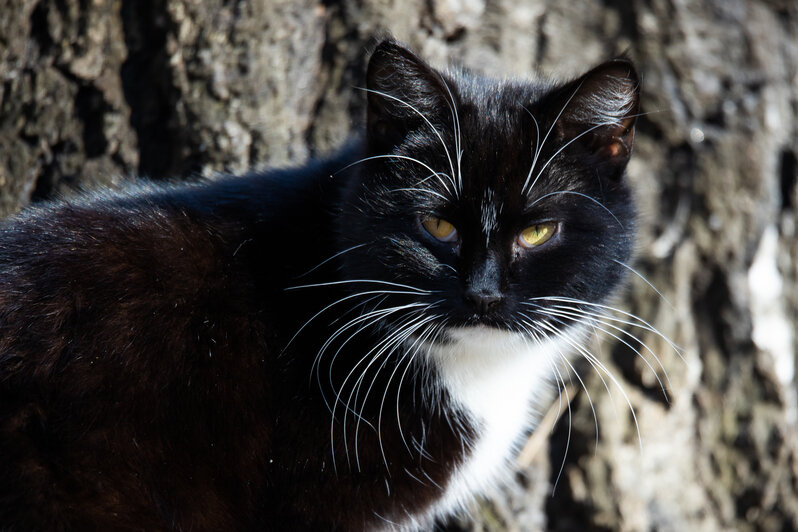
519, 222, 557, 248
421, 217, 457, 242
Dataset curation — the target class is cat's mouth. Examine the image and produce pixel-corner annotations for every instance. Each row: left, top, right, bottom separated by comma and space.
460, 314, 514, 331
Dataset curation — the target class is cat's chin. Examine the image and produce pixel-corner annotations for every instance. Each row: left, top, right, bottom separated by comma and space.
445, 324, 528, 345
460, 315, 516, 331
406, 321, 511, 349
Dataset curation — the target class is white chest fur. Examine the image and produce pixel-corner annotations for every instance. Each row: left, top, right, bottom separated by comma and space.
421, 326, 569, 523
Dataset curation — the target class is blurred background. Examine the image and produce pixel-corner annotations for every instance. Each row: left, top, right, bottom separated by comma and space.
1, 0, 797, 530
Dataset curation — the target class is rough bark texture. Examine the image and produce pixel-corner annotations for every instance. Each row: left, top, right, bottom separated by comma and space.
2, 0, 797, 530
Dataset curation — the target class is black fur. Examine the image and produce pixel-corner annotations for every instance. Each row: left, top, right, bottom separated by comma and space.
0, 40, 639, 530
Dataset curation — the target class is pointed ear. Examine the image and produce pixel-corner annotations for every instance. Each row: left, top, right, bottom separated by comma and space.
545, 58, 640, 178
366, 40, 450, 153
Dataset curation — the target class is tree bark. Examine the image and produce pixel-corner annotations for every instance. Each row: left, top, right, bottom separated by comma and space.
1, 0, 797, 530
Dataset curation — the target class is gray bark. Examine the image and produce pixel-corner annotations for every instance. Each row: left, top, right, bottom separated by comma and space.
2, 0, 797, 530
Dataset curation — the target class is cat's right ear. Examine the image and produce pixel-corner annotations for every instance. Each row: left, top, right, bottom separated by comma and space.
366, 40, 450, 153
541, 58, 640, 180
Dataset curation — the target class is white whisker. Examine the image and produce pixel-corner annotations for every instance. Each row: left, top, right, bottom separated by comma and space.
395, 319, 449, 456
526, 119, 621, 194
361, 313, 440, 471
536, 318, 643, 453
612, 259, 675, 310
530, 303, 672, 398
527, 190, 623, 228
436, 74, 463, 195
334, 154, 456, 199
522, 80, 585, 194
286, 288, 429, 356
528, 296, 683, 359
549, 352, 573, 493
357, 87, 458, 195
327, 298, 438, 472
389, 186, 449, 202
377, 315, 441, 460
287, 278, 435, 293
295, 243, 368, 279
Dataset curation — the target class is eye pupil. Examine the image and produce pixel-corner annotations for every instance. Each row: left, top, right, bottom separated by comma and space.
422, 217, 457, 242
520, 222, 556, 248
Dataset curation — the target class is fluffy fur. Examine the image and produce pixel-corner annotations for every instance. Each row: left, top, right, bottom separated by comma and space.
0, 40, 639, 530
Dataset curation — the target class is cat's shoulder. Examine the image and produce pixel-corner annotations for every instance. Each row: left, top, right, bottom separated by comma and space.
1, 180, 225, 282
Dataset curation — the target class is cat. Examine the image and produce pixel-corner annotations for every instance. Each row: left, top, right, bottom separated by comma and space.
0, 39, 639, 530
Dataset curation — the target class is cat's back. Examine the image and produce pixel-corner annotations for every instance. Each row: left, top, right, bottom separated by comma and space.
0, 179, 282, 530
0, 181, 260, 378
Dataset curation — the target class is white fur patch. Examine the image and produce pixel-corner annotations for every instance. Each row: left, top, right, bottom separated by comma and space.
481, 188, 498, 244
583, 76, 636, 127
414, 326, 571, 526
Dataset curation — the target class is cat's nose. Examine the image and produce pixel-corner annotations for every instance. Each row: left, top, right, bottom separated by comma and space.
464, 289, 503, 315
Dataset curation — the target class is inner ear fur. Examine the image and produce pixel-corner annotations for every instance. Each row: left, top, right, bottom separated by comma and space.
546, 58, 640, 173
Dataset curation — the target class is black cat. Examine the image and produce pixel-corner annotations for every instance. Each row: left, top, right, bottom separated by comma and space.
0, 40, 639, 530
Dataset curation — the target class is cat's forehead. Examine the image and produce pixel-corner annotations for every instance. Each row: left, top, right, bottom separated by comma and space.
451, 84, 559, 208
446, 75, 558, 178
447, 70, 553, 110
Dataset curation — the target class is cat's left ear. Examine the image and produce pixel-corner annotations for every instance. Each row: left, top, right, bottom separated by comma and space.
365, 40, 452, 153
546, 58, 640, 178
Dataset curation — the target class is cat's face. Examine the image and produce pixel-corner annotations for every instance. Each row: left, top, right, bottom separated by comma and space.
338, 41, 638, 340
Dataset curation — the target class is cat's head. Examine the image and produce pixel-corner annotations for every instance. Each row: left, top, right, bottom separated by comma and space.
337, 39, 638, 341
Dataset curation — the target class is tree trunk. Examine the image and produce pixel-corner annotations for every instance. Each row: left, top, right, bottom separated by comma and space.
1, 0, 796, 529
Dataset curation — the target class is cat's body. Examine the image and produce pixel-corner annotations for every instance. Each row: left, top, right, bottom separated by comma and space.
0, 41, 639, 530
